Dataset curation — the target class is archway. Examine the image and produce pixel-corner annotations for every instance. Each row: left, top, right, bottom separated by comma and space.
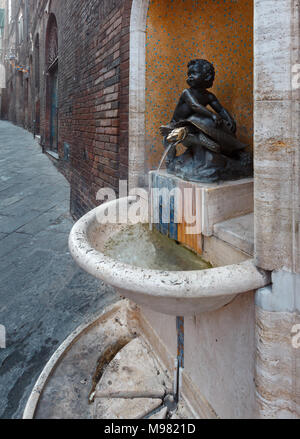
45, 13, 58, 152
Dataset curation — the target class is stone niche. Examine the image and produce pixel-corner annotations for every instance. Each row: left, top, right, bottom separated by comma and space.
145, 0, 254, 173
138, 0, 257, 420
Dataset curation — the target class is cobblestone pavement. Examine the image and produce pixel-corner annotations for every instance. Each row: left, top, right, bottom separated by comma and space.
0, 121, 116, 419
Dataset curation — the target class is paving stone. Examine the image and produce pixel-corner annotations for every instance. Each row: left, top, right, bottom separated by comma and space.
17, 208, 69, 235
6, 194, 59, 213
0, 232, 33, 258
148, 406, 168, 419
95, 337, 170, 399
94, 398, 162, 420
1, 202, 48, 218
29, 230, 70, 252
0, 210, 44, 234
0, 182, 21, 193
34, 302, 131, 420
0, 195, 25, 209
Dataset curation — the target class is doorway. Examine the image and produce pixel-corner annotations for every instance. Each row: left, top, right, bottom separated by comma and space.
49, 64, 58, 151
45, 13, 58, 153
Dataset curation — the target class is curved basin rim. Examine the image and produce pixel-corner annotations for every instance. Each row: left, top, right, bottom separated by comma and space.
69, 198, 271, 300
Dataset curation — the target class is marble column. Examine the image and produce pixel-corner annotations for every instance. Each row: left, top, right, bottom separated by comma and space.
254, 0, 300, 273
254, 0, 300, 419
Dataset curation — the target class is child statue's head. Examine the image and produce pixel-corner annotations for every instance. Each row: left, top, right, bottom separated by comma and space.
187, 59, 215, 89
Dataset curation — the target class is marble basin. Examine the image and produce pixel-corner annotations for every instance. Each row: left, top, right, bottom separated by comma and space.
69, 197, 270, 316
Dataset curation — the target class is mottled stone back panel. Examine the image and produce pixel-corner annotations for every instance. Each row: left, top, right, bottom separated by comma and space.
145, 0, 254, 171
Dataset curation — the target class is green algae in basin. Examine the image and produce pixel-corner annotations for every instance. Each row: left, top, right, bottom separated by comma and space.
103, 224, 212, 272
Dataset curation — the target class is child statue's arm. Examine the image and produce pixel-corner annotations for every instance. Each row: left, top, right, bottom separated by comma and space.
182, 89, 216, 120
209, 94, 237, 133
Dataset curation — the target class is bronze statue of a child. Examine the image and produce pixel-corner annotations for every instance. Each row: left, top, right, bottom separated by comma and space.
160, 59, 252, 182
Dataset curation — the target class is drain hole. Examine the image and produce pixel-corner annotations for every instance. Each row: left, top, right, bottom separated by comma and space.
88, 336, 133, 404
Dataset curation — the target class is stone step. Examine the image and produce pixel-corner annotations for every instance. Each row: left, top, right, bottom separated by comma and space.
213, 213, 254, 256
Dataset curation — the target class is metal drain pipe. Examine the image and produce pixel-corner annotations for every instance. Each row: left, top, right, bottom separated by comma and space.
174, 316, 184, 402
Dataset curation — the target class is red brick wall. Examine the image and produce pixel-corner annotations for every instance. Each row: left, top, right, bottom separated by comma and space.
56, 0, 132, 218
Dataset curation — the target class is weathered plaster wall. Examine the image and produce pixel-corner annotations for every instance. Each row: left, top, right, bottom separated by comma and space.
145, 0, 253, 171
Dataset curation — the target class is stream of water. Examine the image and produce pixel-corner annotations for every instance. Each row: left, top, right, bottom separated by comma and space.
157, 143, 174, 173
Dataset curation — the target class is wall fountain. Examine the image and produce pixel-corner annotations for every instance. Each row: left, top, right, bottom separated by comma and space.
68, 60, 270, 416
23, 59, 270, 419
